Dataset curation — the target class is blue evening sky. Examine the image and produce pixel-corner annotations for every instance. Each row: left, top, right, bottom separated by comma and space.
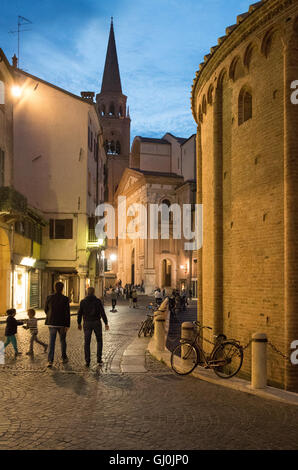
0, 0, 253, 140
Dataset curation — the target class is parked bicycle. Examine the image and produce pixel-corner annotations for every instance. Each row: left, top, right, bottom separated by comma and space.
171, 321, 243, 379
138, 314, 154, 337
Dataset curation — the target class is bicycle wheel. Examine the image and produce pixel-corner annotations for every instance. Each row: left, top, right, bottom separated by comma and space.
149, 323, 154, 337
138, 321, 146, 337
171, 342, 198, 376
211, 341, 243, 379
143, 321, 150, 337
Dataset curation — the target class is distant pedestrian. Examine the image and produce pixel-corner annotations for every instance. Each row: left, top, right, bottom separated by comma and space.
128, 289, 133, 307
154, 288, 163, 307
168, 291, 177, 319
4, 309, 23, 358
111, 289, 117, 311
23, 309, 48, 356
77, 287, 109, 367
45, 281, 70, 368
132, 289, 138, 308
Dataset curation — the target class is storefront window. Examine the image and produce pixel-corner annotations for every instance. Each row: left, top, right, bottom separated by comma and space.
14, 266, 27, 312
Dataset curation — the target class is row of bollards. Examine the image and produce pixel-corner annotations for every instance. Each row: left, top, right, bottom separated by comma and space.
153, 314, 269, 390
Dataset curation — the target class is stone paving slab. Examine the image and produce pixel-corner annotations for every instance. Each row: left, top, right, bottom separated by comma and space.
1, 300, 298, 450
148, 339, 298, 407
120, 336, 149, 373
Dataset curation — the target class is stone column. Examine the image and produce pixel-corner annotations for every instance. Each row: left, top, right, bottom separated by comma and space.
77, 269, 87, 302
283, 24, 298, 392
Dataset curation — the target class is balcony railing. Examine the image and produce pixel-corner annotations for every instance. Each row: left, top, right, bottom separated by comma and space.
0, 186, 27, 214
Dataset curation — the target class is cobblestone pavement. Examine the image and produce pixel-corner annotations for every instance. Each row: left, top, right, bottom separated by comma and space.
0, 297, 298, 450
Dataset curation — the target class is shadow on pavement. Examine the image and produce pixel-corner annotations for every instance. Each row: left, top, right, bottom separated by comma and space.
166, 305, 197, 352
50, 370, 88, 396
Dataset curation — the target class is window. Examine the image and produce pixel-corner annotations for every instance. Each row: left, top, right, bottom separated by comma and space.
109, 103, 115, 116
239, 87, 252, 125
14, 220, 42, 243
50, 219, 73, 239
0, 148, 4, 186
104, 140, 121, 155
0, 81, 5, 105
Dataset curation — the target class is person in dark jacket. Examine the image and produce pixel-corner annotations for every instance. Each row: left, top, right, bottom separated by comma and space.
77, 287, 109, 367
45, 281, 70, 368
4, 309, 23, 357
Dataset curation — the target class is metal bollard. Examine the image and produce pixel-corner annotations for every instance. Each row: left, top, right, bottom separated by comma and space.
154, 316, 166, 352
251, 333, 268, 389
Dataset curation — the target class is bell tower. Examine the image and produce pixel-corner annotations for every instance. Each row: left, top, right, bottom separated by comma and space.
96, 18, 130, 202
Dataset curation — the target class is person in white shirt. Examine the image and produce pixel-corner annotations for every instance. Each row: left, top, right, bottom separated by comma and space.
23, 309, 48, 356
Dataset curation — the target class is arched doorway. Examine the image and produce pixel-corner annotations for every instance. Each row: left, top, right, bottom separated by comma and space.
0, 229, 11, 315
131, 248, 135, 285
162, 259, 172, 287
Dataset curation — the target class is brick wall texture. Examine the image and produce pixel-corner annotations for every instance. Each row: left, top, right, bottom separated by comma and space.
192, 0, 298, 391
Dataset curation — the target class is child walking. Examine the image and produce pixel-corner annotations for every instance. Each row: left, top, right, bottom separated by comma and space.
23, 309, 48, 356
4, 309, 23, 358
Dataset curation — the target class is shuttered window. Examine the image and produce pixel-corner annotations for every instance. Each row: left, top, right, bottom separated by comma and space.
49, 219, 73, 239
30, 271, 40, 308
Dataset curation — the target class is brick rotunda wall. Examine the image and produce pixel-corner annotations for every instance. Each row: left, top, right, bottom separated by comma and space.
192, 0, 298, 391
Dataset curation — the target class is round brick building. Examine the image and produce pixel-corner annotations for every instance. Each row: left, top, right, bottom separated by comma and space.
191, 0, 298, 391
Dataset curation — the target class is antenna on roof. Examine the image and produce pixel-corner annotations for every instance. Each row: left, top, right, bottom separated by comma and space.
9, 15, 32, 68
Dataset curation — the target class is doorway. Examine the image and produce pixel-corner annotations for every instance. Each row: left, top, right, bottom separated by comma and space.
131, 248, 135, 285
162, 259, 172, 287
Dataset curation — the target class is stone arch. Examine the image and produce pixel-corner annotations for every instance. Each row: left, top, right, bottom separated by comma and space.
198, 104, 203, 123
229, 56, 245, 81
0, 229, 11, 315
238, 85, 253, 125
217, 68, 228, 89
160, 258, 171, 288
261, 27, 281, 58
202, 95, 207, 114
119, 105, 123, 117
243, 42, 259, 70
109, 102, 115, 116
207, 84, 214, 105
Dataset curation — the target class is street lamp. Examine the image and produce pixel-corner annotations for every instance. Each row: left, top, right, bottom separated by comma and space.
11, 85, 22, 98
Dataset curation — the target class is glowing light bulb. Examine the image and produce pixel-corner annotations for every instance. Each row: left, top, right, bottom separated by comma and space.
11, 85, 22, 98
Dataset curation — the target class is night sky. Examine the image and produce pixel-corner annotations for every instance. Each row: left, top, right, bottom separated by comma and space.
1, 0, 253, 140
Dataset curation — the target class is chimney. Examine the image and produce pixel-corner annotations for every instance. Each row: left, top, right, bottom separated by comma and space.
12, 54, 18, 69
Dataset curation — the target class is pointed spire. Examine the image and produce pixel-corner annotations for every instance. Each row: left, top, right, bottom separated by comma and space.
101, 18, 122, 93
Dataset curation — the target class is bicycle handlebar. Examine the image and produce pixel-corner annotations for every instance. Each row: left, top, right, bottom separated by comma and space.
193, 321, 212, 330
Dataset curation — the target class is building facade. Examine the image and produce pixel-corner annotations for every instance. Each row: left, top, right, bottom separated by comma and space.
191, 0, 298, 391
13, 69, 106, 304
116, 133, 197, 294
0, 49, 45, 315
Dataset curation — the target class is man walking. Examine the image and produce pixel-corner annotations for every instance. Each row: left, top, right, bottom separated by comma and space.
77, 287, 109, 367
45, 281, 70, 368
